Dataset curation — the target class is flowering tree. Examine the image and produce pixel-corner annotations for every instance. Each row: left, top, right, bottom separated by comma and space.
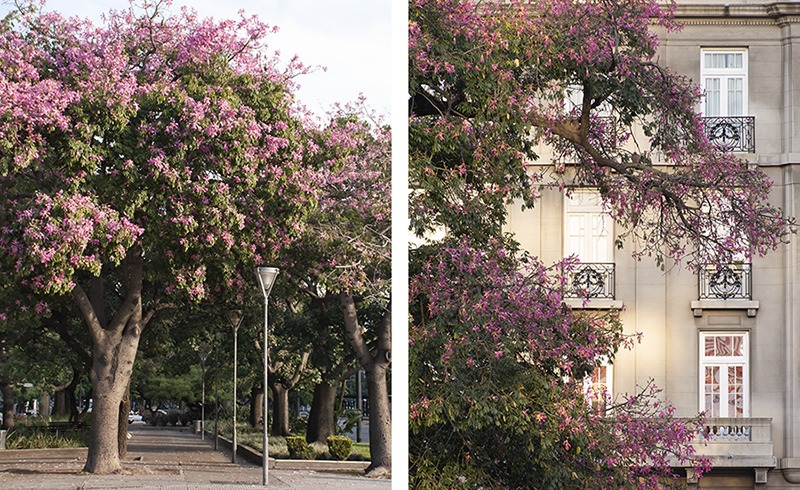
282, 107, 392, 474
409, 0, 793, 487
410, 242, 710, 488
0, 1, 320, 473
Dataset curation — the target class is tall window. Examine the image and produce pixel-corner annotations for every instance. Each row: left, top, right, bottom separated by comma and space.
564, 86, 612, 117
701, 49, 748, 117
584, 358, 612, 413
564, 190, 612, 263
700, 332, 749, 418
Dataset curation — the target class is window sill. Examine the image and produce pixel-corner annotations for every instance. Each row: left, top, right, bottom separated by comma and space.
565, 298, 623, 310
691, 299, 759, 317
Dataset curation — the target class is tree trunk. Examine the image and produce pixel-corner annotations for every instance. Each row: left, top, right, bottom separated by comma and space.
58, 368, 81, 420
306, 382, 337, 443
269, 383, 291, 436
340, 293, 391, 476
250, 384, 264, 430
83, 335, 139, 473
73, 250, 146, 474
1, 383, 14, 430
40, 392, 51, 418
365, 364, 391, 472
117, 389, 130, 458
54, 389, 67, 416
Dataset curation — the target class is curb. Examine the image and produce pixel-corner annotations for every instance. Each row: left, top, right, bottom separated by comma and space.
0, 447, 88, 460
211, 433, 370, 472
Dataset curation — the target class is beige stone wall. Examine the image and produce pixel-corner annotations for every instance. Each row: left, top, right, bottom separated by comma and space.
504, 2, 800, 485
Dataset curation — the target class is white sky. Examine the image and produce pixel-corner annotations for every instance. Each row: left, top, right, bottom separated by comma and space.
0, 0, 392, 117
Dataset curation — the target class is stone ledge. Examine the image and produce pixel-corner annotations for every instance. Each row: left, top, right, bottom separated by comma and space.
691, 299, 759, 317
564, 298, 623, 310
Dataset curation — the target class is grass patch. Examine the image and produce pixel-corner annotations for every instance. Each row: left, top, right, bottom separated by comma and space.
210, 419, 370, 460
3, 417, 89, 449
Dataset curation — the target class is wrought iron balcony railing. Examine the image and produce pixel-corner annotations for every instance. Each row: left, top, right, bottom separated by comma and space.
566, 263, 615, 300
702, 116, 755, 153
698, 263, 752, 300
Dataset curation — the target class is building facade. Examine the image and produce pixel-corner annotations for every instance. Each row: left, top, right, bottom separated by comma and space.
505, 2, 800, 487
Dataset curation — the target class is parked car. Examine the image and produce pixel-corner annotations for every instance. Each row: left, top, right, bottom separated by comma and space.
128, 411, 143, 424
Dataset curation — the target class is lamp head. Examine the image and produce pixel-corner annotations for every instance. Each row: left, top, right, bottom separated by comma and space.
226, 309, 244, 330
256, 267, 280, 298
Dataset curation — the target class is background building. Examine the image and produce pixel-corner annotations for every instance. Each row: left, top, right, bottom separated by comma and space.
506, 2, 800, 487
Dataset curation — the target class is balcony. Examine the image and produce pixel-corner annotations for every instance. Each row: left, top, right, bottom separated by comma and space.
702, 116, 755, 153
691, 263, 759, 317
564, 263, 622, 309
694, 417, 776, 469
698, 263, 751, 300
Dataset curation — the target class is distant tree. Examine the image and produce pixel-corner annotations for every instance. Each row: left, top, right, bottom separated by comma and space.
303, 295, 360, 445
409, 0, 794, 488
283, 108, 392, 475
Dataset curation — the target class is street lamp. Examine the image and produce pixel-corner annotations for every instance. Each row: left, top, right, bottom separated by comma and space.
256, 266, 279, 487
226, 309, 244, 464
199, 347, 210, 441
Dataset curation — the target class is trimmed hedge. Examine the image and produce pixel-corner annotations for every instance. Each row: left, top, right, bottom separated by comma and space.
286, 435, 314, 459
327, 435, 353, 461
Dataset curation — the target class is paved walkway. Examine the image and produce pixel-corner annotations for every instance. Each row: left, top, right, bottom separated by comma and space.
0, 424, 391, 489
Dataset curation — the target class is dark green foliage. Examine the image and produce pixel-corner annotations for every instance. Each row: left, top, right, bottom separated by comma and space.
286, 435, 314, 459
326, 435, 353, 461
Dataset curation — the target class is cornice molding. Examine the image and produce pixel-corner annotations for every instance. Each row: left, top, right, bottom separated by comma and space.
679, 19, 775, 27
671, 3, 800, 25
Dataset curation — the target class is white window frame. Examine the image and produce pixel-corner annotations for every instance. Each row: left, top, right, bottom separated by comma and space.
699, 331, 749, 418
564, 85, 612, 117
700, 49, 748, 117
564, 189, 613, 263
583, 357, 613, 413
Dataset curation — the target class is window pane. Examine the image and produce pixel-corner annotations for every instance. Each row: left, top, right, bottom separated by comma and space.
716, 336, 732, 356
705, 337, 715, 357
732, 335, 743, 357
706, 52, 743, 69
705, 78, 720, 115
728, 366, 744, 418
728, 78, 743, 116
705, 366, 720, 417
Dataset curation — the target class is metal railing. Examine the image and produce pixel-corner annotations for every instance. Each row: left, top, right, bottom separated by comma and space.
341, 397, 369, 417
698, 263, 752, 300
702, 116, 755, 153
565, 263, 615, 300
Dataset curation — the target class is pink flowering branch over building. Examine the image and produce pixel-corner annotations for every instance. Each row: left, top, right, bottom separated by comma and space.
408, 0, 788, 487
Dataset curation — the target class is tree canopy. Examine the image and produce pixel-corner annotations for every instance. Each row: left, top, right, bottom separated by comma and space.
0, 0, 388, 473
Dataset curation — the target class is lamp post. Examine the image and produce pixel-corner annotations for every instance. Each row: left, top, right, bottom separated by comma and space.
256, 267, 279, 487
214, 334, 220, 451
226, 309, 244, 464
199, 348, 210, 440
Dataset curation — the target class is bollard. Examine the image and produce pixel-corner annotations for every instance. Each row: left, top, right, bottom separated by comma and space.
0, 429, 6, 450
195, 420, 201, 435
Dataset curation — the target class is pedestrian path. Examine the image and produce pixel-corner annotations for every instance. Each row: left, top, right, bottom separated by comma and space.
0, 424, 391, 489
